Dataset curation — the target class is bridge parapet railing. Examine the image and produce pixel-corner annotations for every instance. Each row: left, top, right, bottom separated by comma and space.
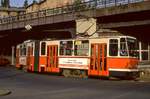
0, 0, 145, 25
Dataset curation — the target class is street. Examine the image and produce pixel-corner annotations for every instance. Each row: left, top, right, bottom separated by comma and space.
0, 66, 150, 99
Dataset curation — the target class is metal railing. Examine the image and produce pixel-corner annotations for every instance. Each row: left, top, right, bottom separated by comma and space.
0, 0, 144, 25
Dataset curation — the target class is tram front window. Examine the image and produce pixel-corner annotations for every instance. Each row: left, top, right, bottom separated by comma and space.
120, 38, 128, 56
127, 38, 138, 57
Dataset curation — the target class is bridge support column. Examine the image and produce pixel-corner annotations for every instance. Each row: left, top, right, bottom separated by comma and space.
139, 42, 142, 62
11, 46, 15, 66
148, 44, 150, 62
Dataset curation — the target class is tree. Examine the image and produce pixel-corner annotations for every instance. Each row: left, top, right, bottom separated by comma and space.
73, 0, 82, 7
24, 0, 28, 8
33, 0, 37, 4
73, 0, 86, 11
1, 0, 4, 7
2, 0, 10, 7
73, 0, 82, 11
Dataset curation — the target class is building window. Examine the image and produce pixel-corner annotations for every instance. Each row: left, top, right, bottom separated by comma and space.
109, 39, 118, 56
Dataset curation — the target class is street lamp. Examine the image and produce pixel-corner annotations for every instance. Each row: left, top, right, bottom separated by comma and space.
25, 24, 32, 30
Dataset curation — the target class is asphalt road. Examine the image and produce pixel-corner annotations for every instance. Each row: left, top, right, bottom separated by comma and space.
0, 66, 150, 99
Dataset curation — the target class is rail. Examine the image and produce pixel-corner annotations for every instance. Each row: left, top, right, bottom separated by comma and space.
0, 0, 144, 25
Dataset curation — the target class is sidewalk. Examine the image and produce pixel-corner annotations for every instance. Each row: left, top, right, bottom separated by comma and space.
0, 89, 11, 96
138, 65, 150, 82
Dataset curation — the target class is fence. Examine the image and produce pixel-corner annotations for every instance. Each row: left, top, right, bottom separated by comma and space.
0, 0, 144, 25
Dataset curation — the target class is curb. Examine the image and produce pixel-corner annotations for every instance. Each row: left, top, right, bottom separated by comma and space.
0, 90, 11, 96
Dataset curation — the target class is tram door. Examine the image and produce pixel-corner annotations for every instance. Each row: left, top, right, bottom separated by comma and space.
27, 46, 34, 71
27, 46, 31, 70
34, 41, 39, 72
47, 45, 59, 73
89, 43, 109, 77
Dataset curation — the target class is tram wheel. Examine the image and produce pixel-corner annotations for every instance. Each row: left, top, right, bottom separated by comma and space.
62, 69, 71, 77
22, 66, 28, 72
72, 70, 80, 78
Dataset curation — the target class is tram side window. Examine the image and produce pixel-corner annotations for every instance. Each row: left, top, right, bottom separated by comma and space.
41, 42, 46, 55
20, 45, 26, 56
127, 38, 138, 57
120, 38, 128, 56
31, 43, 34, 56
19, 46, 22, 56
74, 40, 89, 56
109, 39, 118, 56
60, 41, 73, 56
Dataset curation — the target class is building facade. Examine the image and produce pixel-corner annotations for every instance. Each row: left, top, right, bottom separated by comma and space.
0, 7, 25, 18
0, 0, 25, 18
26, 0, 76, 13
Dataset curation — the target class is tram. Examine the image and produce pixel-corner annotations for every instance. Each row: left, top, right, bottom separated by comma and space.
16, 36, 139, 79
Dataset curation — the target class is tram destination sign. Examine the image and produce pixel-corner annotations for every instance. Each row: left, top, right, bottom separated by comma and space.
59, 58, 88, 66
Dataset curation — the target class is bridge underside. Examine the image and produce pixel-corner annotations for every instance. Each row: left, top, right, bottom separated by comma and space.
96, 9, 150, 43
0, 22, 74, 55
114, 25, 150, 43
0, 25, 149, 56
0, 23, 150, 56
0, 5, 150, 55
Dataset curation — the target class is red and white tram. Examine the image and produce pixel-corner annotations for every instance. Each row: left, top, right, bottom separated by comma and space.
16, 36, 139, 79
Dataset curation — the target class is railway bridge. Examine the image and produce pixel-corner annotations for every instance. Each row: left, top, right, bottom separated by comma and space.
0, 0, 150, 65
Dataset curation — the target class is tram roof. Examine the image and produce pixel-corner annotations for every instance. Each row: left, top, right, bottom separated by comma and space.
41, 35, 136, 42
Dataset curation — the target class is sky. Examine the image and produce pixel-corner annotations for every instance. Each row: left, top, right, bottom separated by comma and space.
10, 0, 38, 7
5, 0, 89, 7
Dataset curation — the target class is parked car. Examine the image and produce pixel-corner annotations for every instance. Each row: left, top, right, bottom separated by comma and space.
0, 57, 10, 66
